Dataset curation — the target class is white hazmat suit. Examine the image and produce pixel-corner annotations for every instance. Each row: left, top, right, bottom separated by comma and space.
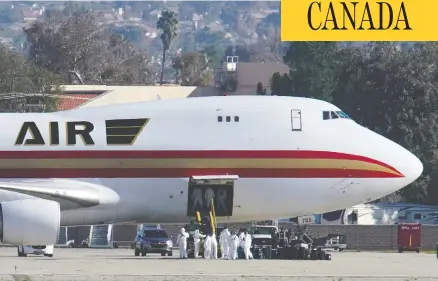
243, 233, 253, 260
176, 227, 189, 259
219, 228, 230, 259
239, 232, 245, 247
193, 229, 206, 258
204, 235, 212, 259
228, 233, 239, 260
210, 233, 218, 259
205, 188, 215, 210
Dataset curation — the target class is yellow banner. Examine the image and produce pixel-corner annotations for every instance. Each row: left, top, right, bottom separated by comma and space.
281, 0, 438, 41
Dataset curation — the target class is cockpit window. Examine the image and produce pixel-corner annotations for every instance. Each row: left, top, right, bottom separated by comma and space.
336, 111, 351, 119
322, 110, 351, 120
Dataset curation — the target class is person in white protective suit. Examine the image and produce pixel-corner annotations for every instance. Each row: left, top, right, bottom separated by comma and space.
243, 230, 253, 260
176, 227, 189, 259
228, 231, 239, 260
210, 233, 218, 259
193, 228, 206, 259
205, 187, 215, 210
219, 226, 230, 259
204, 234, 212, 259
239, 231, 245, 247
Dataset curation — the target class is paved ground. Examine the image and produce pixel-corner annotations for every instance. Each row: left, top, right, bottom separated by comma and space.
0, 248, 436, 281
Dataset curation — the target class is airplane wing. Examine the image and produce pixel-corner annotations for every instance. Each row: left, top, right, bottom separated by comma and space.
0, 178, 119, 210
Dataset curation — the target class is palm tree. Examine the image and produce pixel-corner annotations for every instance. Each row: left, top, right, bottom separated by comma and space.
157, 10, 179, 85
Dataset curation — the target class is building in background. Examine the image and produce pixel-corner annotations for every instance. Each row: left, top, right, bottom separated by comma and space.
286, 203, 438, 225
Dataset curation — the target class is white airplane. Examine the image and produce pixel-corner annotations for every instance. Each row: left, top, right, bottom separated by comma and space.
0, 96, 422, 246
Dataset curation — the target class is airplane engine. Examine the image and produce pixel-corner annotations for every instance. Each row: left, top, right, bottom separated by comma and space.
0, 199, 60, 245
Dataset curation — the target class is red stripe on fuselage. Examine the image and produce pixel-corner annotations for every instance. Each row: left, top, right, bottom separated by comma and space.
0, 168, 403, 178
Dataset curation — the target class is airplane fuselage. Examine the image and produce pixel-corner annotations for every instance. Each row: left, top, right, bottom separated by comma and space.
0, 96, 423, 225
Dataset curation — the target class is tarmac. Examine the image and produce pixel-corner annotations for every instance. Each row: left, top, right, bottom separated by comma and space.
0, 248, 436, 281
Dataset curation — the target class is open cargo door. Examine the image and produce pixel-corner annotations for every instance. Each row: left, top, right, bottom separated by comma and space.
187, 175, 238, 217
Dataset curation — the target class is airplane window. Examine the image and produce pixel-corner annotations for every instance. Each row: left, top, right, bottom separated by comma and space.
218, 116, 223, 122
336, 111, 351, 119
322, 111, 330, 120
330, 111, 339, 119
226, 116, 231, 122
234, 116, 239, 122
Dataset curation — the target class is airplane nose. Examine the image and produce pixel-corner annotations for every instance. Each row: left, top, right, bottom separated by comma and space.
399, 150, 423, 185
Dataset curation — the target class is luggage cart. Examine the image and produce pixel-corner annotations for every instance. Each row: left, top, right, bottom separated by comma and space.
397, 223, 421, 253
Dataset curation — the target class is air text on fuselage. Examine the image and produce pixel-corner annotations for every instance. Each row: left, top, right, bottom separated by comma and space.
15, 121, 95, 146
307, 1, 412, 31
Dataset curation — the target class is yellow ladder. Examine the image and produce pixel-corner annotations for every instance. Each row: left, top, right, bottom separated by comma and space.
210, 198, 217, 236
194, 198, 217, 235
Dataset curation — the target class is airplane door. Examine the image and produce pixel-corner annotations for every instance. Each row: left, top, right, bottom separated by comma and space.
291, 109, 302, 131
187, 175, 238, 217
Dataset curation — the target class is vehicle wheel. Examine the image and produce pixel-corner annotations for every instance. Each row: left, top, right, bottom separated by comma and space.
310, 249, 317, 260
134, 249, 140, 256
141, 251, 147, 256
298, 247, 305, 260
168, 251, 173, 257
398, 247, 403, 253
325, 253, 331, 260
339, 248, 344, 252
48, 254, 53, 258
416, 248, 420, 253
320, 250, 326, 260
161, 252, 166, 256
303, 249, 310, 260
17, 247, 22, 257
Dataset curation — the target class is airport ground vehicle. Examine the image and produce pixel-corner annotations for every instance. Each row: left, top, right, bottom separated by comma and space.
134, 227, 173, 257
250, 225, 278, 246
17, 244, 53, 257
313, 234, 347, 251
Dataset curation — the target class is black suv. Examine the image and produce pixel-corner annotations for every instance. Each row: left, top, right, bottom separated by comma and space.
134, 227, 173, 257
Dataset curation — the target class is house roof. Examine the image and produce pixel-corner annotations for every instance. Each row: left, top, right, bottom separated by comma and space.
56, 94, 100, 111
235, 62, 289, 87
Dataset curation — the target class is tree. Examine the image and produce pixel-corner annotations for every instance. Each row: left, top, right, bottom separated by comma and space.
171, 56, 183, 84
202, 45, 223, 67
157, 9, 179, 85
179, 52, 213, 86
0, 44, 61, 112
23, 10, 152, 85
